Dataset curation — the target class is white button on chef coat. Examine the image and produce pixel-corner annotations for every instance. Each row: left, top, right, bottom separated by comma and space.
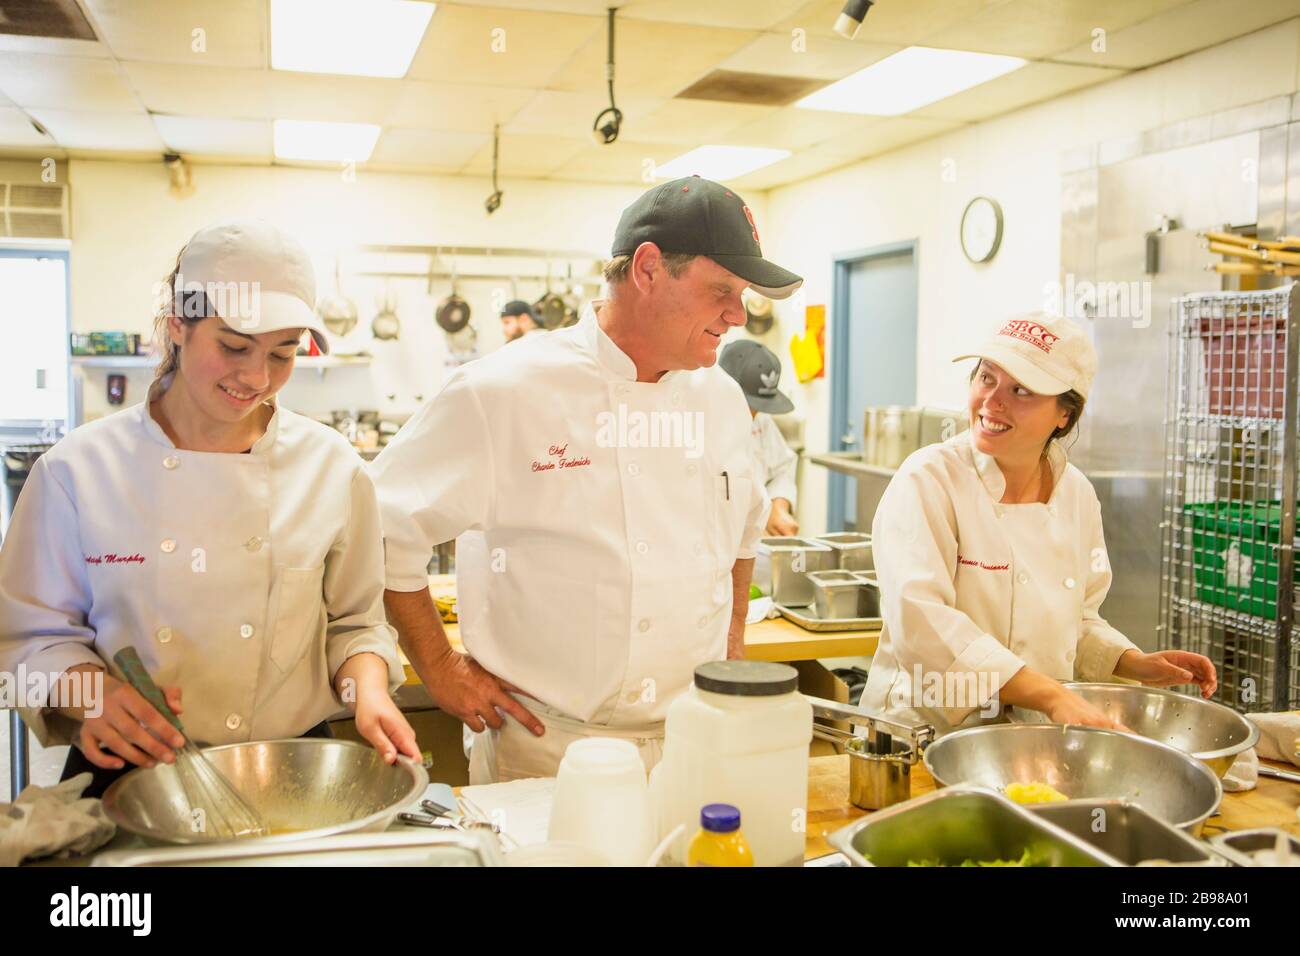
163, 455, 179, 470
0, 375, 404, 750
239, 624, 255, 639
748, 412, 798, 508
245, 536, 263, 552
859, 431, 1139, 737
372, 301, 768, 764
226, 713, 242, 731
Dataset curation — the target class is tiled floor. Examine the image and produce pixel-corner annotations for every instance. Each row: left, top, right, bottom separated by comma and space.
1, 713, 68, 801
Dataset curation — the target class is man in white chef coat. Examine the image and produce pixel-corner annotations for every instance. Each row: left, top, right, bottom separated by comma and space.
372, 176, 803, 782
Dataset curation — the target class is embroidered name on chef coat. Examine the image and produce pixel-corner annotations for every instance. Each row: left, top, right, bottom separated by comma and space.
957, 554, 1009, 572
84, 553, 146, 566
531, 442, 591, 473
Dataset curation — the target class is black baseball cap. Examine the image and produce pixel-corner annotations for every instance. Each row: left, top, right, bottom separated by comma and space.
719, 339, 794, 414
500, 299, 536, 320
611, 176, 803, 299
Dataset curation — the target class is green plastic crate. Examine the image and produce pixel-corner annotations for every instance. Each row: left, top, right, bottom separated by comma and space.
1183, 500, 1300, 618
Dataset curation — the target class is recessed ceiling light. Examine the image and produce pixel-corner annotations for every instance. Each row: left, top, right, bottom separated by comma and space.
274, 120, 381, 162
796, 46, 1027, 116
271, 0, 436, 79
656, 146, 791, 182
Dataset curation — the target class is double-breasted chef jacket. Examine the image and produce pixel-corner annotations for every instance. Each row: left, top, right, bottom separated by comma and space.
859, 430, 1138, 736
371, 302, 770, 737
0, 375, 404, 749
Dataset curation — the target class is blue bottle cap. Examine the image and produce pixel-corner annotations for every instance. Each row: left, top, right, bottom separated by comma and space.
700, 803, 741, 833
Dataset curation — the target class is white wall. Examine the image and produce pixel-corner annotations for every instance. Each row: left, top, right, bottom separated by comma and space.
762, 19, 1300, 535
63, 160, 766, 421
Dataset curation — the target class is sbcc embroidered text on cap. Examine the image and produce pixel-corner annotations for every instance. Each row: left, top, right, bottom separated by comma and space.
952, 312, 1097, 399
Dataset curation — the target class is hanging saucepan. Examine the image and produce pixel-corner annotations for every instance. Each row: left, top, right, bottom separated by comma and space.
371, 281, 401, 341
436, 259, 472, 334
560, 263, 581, 326
744, 292, 775, 336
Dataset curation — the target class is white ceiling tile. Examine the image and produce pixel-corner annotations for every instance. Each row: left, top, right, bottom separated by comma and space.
1051, 0, 1300, 69
630, 99, 778, 145
506, 90, 664, 139
370, 128, 490, 169
461, 133, 589, 178
82, 0, 268, 69
910, 62, 1123, 122
0, 107, 56, 148
547, 19, 760, 98
925, 0, 1193, 59
388, 81, 534, 131
28, 108, 165, 152
813, 115, 965, 159
619, 0, 809, 31
0, 35, 110, 57
426, 0, 611, 13
123, 62, 270, 117
726, 143, 857, 190
267, 73, 403, 124
0, 53, 141, 112
152, 114, 272, 159
720, 32, 900, 81
549, 139, 686, 185
406, 5, 603, 87
720, 108, 877, 151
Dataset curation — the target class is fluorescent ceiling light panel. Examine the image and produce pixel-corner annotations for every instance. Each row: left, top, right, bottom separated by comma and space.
274, 119, 381, 161
795, 46, 1027, 116
271, 0, 435, 78
655, 146, 790, 181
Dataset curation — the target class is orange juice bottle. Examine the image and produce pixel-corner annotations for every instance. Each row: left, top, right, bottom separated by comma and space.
687, 804, 753, 867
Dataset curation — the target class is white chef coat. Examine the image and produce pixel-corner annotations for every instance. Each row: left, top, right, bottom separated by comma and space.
859, 430, 1138, 736
0, 376, 404, 749
371, 302, 768, 776
750, 412, 797, 507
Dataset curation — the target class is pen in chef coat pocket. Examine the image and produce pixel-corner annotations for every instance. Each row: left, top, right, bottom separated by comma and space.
722, 471, 730, 500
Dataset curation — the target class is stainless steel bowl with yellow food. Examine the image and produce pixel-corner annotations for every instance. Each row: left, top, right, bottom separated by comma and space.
1019, 682, 1259, 779
102, 738, 428, 845
923, 724, 1223, 834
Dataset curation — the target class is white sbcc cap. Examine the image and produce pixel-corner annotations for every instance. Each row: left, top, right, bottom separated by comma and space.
174, 219, 329, 354
952, 312, 1096, 399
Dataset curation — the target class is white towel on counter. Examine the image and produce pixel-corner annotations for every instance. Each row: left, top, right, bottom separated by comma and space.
1222, 711, 1300, 793
0, 772, 116, 866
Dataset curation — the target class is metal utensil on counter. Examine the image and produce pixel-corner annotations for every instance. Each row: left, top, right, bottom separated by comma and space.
1258, 765, 1300, 784
111, 647, 269, 840
805, 695, 934, 810
421, 798, 518, 851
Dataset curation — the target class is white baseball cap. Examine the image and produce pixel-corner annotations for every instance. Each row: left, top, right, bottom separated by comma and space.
174, 219, 329, 354
952, 312, 1096, 399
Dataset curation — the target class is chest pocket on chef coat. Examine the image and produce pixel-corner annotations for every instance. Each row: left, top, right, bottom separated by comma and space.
708, 474, 753, 568
270, 566, 326, 673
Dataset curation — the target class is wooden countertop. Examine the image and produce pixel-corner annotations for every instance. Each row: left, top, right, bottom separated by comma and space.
802, 754, 1300, 861
401, 575, 879, 684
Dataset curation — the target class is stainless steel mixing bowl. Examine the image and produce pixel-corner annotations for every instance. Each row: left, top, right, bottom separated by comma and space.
102, 738, 428, 845
1020, 683, 1259, 779
923, 724, 1223, 833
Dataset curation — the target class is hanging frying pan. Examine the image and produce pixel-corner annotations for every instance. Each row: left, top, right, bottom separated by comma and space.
371, 280, 400, 341
534, 262, 567, 330
437, 258, 472, 334
318, 257, 358, 337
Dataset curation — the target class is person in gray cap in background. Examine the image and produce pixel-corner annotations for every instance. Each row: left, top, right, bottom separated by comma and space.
499, 300, 541, 343
372, 176, 803, 783
719, 339, 800, 537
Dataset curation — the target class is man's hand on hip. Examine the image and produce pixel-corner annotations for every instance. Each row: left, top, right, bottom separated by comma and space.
429, 650, 545, 737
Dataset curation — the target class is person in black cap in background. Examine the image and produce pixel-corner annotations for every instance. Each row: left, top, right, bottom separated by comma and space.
372, 175, 804, 782
499, 300, 541, 343
719, 339, 800, 537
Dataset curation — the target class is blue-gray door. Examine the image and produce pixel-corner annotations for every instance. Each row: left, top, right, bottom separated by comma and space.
829, 242, 918, 530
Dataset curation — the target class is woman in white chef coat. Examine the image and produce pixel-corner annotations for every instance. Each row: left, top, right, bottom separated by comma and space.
859, 313, 1217, 736
0, 220, 416, 797
719, 339, 800, 536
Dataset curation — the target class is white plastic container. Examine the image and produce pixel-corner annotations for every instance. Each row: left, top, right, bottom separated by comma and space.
650, 661, 812, 867
547, 738, 654, 867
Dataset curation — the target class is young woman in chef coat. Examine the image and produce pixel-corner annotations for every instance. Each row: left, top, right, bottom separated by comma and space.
859, 313, 1217, 736
0, 220, 417, 796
